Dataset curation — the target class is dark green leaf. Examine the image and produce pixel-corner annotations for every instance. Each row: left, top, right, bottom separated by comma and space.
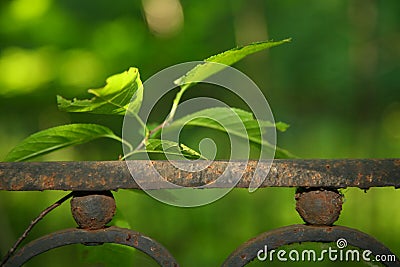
4, 124, 126, 162
165, 107, 272, 140
163, 107, 295, 158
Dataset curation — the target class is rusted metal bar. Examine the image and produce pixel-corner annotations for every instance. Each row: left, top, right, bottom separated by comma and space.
3, 226, 178, 267
222, 224, 400, 267
0, 159, 399, 191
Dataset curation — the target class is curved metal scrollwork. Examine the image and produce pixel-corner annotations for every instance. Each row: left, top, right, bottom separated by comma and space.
222, 224, 400, 267
3, 226, 178, 267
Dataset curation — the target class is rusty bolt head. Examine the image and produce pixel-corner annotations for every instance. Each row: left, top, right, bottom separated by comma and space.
295, 188, 343, 226
70, 191, 116, 230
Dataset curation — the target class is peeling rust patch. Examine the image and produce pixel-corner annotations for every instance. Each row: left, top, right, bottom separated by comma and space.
41, 175, 55, 189
70, 191, 116, 230
295, 188, 343, 226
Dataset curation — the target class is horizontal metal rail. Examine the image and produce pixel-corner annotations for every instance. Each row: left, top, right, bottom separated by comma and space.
1, 159, 399, 266
0, 159, 399, 191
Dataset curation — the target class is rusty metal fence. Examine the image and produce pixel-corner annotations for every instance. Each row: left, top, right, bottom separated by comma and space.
0, 159, 399, 266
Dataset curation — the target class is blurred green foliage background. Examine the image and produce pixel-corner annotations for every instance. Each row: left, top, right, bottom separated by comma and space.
0, 0, 399, 266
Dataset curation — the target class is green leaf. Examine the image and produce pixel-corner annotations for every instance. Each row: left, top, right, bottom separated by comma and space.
163, 107, 295, 158
165, 107, 270, 141
126, 139, 205, 160
4, 124, 126, 162
166, 39, 291, 124
276, 121, 290, 132
174, 39, 291, 88
57, 67, 143, 116
145, 139, 205, 159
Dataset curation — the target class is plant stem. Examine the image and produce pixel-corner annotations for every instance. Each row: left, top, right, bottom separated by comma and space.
0, 192, 74, 266
165, 83, 190, 124
129, 112, 149, 137
108, 135, 133, 152
123, 120, 167, 159
119, 149, 142, 160
122, 83, 190, 160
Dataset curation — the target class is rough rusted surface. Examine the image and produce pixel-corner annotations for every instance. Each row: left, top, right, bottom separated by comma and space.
3, 226, 178, 267
70, 191, 116, 230
222, 224, 400, 267
295, 188, 343, 225
0, 159, 399, 191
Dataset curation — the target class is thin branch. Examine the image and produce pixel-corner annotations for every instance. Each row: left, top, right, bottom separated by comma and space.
165, 83, 189, 124
0, 192, 74, 266
121, 120, 168, 161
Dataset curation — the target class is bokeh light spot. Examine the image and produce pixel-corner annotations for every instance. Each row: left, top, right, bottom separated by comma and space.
10, 0, 51, 21
0, 47, 53, 96
59, 50, 104, 88
142, 0, 184, 37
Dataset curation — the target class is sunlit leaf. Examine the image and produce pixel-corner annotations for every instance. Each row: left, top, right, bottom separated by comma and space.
126, 139, 206, 160
275, 121, 290, 132
57, 67, 143, 116
145, 139, 204, 159
174, 39, 291, 88
4, 124, 126, 162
